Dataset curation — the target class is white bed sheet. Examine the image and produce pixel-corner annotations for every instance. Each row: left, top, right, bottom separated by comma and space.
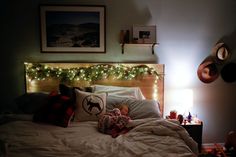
0, 116, 198, 157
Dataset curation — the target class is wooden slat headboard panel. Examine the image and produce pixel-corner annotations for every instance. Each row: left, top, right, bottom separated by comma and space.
25, 63, 164, 115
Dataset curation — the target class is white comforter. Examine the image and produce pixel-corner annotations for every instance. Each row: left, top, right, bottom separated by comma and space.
0, 116, 198, 157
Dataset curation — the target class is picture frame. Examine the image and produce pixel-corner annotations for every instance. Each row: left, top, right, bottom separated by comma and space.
40, 5, 106, 53
132, 25, 156, 44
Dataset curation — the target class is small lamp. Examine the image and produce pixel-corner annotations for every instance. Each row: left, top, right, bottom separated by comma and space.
166, 88, 193, 117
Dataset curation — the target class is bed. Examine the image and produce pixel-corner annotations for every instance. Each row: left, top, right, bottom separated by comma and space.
0, 63, 198, 157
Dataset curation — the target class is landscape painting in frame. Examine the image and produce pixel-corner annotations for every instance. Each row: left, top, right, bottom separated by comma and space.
40, 5, 105, 53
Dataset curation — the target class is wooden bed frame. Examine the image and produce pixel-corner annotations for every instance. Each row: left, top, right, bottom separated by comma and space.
24, 63, 165, 115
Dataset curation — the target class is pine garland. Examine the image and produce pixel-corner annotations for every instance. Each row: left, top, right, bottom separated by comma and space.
25, 63, 162, 83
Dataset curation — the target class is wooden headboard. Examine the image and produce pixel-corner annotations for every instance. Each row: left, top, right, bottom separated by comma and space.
24, 63, 165, 114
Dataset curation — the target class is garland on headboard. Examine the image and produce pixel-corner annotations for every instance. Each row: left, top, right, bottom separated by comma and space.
25, 63, 162, 83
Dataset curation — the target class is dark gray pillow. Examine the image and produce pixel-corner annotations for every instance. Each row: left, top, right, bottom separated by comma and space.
14, 92, 49, 114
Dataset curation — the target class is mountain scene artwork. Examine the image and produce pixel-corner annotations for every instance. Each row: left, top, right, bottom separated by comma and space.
46, 11, 100, 48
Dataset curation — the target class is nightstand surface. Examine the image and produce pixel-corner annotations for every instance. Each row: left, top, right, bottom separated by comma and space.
181, 120, 203, 153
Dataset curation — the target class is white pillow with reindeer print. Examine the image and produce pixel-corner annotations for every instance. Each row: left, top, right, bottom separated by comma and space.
74, 89, 106, 122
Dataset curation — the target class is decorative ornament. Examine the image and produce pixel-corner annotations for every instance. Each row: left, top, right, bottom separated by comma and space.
177, 114, 184, 124
197, 42, 231, 83
187, 112, 192, 123
197, 56, 219, 83
212, 42, 230, 63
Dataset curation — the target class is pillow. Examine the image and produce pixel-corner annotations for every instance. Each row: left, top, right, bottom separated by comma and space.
14, 92, 49, 114
125, 99, 162, 119
33, 91, 75, 127
59, 84, 93, 103
59, 84, 81, 103
93, 85, 145, 100
106, 96, 127, 111
106, 96, 162, 119
74, 89, 106, 122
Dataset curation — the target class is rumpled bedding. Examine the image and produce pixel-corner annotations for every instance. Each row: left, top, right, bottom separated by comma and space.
0, 115, 198, 157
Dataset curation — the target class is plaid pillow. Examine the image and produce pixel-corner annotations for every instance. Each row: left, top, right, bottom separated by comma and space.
33, 91, 75, 127
59, 84, 94, 103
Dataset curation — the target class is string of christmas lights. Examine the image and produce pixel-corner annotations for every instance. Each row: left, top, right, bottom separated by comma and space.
25, 63, 162, 83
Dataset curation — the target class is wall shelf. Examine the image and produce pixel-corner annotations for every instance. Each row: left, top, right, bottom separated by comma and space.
121, 43, 159, 54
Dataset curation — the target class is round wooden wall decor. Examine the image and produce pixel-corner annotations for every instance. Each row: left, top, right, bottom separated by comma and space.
198, 42, 232, 83
197, 56, 219, 83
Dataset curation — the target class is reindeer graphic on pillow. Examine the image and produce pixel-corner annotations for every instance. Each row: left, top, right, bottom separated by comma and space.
87, 97, 102, 112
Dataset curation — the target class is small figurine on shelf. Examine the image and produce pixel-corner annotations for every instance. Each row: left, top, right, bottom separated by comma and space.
187, 112, 192, 123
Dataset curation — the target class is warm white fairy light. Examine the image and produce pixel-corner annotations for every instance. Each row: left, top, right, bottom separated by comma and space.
25, 63, 164, 101
29, 80, 36, 86
25, 63, 162, 85
153, 77, 159, 101
154, 86, 158, 93
153, 93, 158, 100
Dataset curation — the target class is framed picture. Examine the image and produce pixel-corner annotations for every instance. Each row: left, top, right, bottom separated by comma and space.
40, 5, 105, 53
132, 25, 156, 44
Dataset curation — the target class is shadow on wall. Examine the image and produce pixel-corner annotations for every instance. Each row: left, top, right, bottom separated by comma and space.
122, 53, 159, 63
106, 0, 152, 36
108, 0, 152, 26
197, 29, 236, 84
219, 29, 236, 54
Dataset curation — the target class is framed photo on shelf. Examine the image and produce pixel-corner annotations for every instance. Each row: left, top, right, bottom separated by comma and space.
132, 25, 156, 44
40, 5, 105, 53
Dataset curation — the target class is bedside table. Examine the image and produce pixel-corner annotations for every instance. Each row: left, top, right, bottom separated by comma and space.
181, 120, 203, 153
